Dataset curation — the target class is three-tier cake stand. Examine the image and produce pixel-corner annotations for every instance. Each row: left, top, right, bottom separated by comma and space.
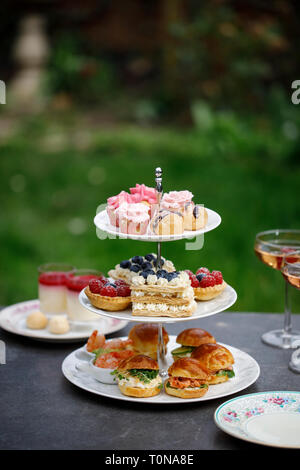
63, 168, 260, 403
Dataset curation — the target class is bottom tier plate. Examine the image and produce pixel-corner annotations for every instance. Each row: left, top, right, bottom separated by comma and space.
62, 336, 260, 404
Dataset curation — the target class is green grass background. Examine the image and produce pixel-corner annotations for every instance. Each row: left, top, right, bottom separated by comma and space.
0, 113, 299, 314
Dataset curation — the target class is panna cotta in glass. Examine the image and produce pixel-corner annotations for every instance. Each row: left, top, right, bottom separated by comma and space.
38, 263, 75, 314
66, 269, 105, 321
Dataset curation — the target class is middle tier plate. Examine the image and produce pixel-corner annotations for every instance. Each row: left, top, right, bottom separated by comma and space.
79, 284, 237, 324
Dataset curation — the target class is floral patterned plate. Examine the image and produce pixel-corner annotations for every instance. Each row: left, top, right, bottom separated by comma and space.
215, 391, 300, 448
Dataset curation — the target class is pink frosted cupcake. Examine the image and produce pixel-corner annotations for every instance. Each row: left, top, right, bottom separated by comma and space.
116, 203, 150, 235
106, 191, 133, 227
161, 190, 194, 214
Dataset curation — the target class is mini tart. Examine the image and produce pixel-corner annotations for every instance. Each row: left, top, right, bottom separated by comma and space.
193, 281, 227, 301
85, 286, 131, 311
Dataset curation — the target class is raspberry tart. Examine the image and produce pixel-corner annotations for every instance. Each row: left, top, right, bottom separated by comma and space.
85, 277, 132, 311
185, 268, 227, 300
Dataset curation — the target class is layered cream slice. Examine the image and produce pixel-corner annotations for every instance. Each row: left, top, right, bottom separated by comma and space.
131, 271, 196, 317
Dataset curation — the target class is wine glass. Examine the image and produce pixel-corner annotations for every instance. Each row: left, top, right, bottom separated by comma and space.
281, 251, 300, 371
254, 229, 300, 349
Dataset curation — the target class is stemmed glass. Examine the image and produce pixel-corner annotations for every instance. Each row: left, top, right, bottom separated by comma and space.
281, 251, 300, 371
254, 229, 300, 349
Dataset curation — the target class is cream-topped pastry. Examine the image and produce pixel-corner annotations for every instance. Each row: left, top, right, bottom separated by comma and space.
183, 204, 208, 231
116, 202, 150, 235
150, 209, 184, 236
161, 190, 193, 213
108, 253, 175, 284
131, 270, 196, 318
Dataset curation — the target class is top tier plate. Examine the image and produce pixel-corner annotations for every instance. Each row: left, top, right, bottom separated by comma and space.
94, 208, 221, 242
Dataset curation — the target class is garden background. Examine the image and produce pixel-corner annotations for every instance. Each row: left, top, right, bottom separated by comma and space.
0, 0, 299, 313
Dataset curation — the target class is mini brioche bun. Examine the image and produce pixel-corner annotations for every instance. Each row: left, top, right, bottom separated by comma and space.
176, 328, 216, 347
119, 381, 162, 398
164, 382, 208, 399
168, 357, 210, 380
128, 323, 169, 359
117, 354, 159, 372
191, 343, 234, 371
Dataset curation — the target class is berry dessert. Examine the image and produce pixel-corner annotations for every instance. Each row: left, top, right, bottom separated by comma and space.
185, 267, 226, 300
108, 254, 176, 284
38, 263, 74, 314
85, 277, 132, 311
66, 270, 105, 321
131, 270, 196, 318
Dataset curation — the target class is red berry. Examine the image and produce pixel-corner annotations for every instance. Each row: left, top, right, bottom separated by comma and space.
211, 270, 223, 284
184, 270, 194, 280
190, 275, 200, 287
115, 279, 128, 287
89, 279, 104, 294
100, 285, 117, 297
196, 267, 210, 275
116, 285, 131, 297
199, 274, 215, 288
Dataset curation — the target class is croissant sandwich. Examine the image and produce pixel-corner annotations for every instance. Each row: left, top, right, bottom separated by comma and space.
165, 358, 210, 399
191, 343, 235, 384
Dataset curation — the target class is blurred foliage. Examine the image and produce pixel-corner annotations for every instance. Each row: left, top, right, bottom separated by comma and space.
45, 34, 118, 105
0, 101, 299, 314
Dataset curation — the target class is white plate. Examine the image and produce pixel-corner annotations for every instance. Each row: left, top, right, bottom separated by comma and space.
0, 300, 128, 343
94, 208, 221, 242
62, 336, 260, 404
214, 391, 300, 448
79, 284, 237, 324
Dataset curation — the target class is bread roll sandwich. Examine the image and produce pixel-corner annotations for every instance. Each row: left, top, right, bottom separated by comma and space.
191, 343, 235, 384
171, 328, 216, 360
165, 358, 210, 399
128, 323, 169, 360
113, 354, 162, 398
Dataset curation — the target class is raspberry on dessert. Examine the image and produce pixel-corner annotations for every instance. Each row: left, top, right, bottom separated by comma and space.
196, 267, 210, 275
190, 275, 200, 288
184, 270, 194, 279
100, 285, 117, 297
211, 270, 223, 284
199, 274, 216, 288
89, 278, 105, 294
116, 285, 131, 297
114, 279, 128, 287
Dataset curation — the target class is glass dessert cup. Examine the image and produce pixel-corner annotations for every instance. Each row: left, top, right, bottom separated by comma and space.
38, 263, 75, 314
254, 230, 300, 349
66, 269, 105, 322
